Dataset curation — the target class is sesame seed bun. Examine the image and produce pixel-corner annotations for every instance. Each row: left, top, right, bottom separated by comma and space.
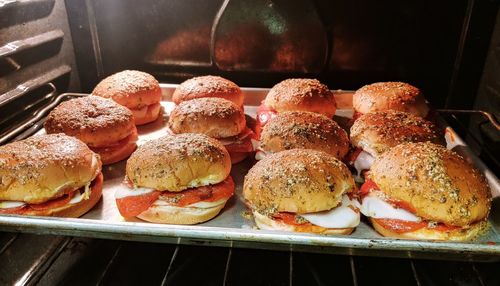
260, 111, 349, 159
168, 97, 245, 139
350, 110, 443, 157
44, 96, 138, 165
369, 142, 491, 227
243, 149, 355, 214
172, 75, 244, 107
0, 134, 102, 204
353, 82, 429, 117
264, 79, 336, 117
92, 70, 162, 125
370, 218, 488, 241
126, 133, 231, 192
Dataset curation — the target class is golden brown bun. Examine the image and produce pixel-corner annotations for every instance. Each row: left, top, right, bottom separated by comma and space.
45, 96, 135, 147
253, 210, 353, 234
168, 97, 245, 138
0, 134, 102, 204
350, 110, 443, 157
22, 172, 103, 217
90, 129, 138, 165
137, 199, 228, 224
172, 75, 243, 107
264, 79, 336, 117
131, 102, 162, 125
260, 111, 349, 159
370, 218, 487, 241
353, 82, 429, 117
92, 70, 162, 110
126, 133, 231, 192
370, 142, 491, 227
228, 151, 249, 164
243, 149, 355, 214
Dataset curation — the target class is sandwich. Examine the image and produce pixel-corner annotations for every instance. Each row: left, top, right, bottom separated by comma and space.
45, 96, 138, 165
243, 149, 359, 234
0, 134, 103, 217
348, 110, 443, 176
167, 97, 254, 164
115, 133, 234, 224
256, 111, 349, 161
360, 142, 491, 240
92, 70, 162, 125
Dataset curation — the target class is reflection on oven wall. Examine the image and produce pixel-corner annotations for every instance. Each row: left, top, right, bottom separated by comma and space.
66, 0, 496, 110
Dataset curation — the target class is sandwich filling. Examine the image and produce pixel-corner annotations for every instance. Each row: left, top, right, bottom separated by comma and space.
359, 179, 464, 233
89, 128, 138, 154
115, 176, 235, 218
130, 102, 161, 121
252, 194, 360, 233
255, 103, 277, 138
0, 173, 103, 215
348, 148, 375, 176
217, 127, 255, 156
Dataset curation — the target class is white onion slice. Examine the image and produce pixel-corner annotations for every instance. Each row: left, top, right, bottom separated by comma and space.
360, 195, 421, 222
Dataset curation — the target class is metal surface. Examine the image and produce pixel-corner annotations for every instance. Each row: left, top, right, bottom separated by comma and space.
0, 84, 499, 261
0, 29, 63, 59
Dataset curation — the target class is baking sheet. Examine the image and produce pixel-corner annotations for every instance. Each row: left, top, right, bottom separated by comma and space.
0, 83, 499, 261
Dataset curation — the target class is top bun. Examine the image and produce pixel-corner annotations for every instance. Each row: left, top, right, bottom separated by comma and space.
172, 75, 244, 107
260, 111, 349, 159
92, 70, 162, 109
0, 134, 101, 204
370, 142, 491, 226
243, 149, 355, 214
44, 96, 135, 147
168, 97, 245, 138
264, 78, 336, 117
353, 82, 429, 117
126, 133, 231, 192
350, 110, 443, 157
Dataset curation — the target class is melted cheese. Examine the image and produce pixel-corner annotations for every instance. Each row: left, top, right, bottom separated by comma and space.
69, 181, 92, 204
360, 194, 421, 222
114, 186, 156, 199
0, 201, 26, 209
353, 150, 375, 176
254, 149, 270, 160
301, 195, 360, 228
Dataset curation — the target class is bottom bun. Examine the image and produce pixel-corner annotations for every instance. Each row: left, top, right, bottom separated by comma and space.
24, 172, 103, 218
253, 211, 353, 235
97, 141, 137, 165
137, 199, 228, 224
132, 103, 161, 125
229, 151, 250, 164
370, 218, 488, 241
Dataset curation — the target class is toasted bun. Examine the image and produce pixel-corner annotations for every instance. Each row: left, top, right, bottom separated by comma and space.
137, 199, 228, 224
132, 102, 162, 125
172, 75, 243, 107
350, 110, 443, 157
92, 70, 162, 110
353, 82, 429, 117
370, 218, 488, 241
45, 96, 136, 147
22, 172, 103, 217
253, 211, 353, 234
243, 149, 355, 214
264, 79, 336, 117
168, 97, 245, 138
126, 133, 231, 192
260, 111, 349, 159
370, 142, 491, 226
0, 134, 102, 204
